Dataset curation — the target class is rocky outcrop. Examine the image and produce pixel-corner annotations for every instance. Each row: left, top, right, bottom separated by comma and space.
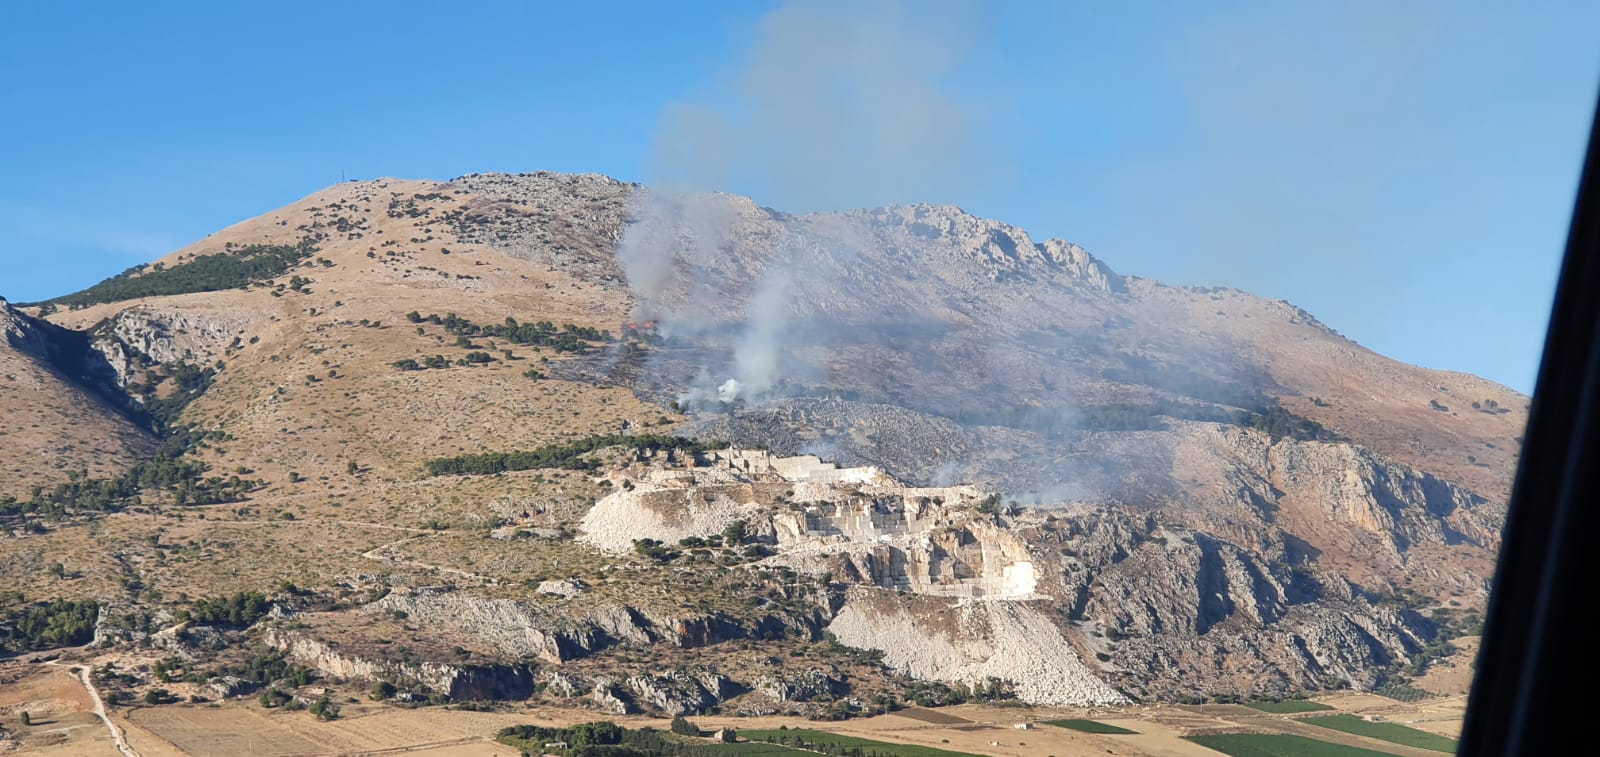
536, 579, 588, 599
590, 678, 631, 714
847, 204, 1123, 292
1085, 529, 1293, 636
626, 671, 722, 715
264, 628, 535, 699
1036, 505, 1442, 700
372, 590, 621, 663
754, 668, 844, 703
368, 587, 822, 668
207, 675, 261, 699
572, 447, 1473, 702
87, 306, 256, 391
1266, 435, 1500, 552
446, 171, 633, 288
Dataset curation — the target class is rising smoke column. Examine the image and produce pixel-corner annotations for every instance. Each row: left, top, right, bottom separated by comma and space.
616, 0, 1005, 405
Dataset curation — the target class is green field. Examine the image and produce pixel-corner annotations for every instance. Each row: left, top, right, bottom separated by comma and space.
1043, 719, 1138, 734
1244, 700, 1335, 714
707, 742, 816, 755
739, 729, 983, 757
1300, 714, 1459, 753
1186, 734, 1401, 756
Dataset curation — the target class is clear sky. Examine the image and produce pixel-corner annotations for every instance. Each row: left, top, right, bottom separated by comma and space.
1, 1, 1595, 394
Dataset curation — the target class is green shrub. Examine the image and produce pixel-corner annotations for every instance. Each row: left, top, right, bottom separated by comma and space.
670, 716, 700, 736
634, 538, 677, 562
0, 600, 98, 653
410, 313, 609, 354
309, 696, 340, 720
424, 435, 728, 477
182, 591, 271, 628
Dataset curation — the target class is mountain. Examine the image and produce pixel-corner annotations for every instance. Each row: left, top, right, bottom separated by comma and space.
0, 172, 1520, 711
0, 299, 153, 499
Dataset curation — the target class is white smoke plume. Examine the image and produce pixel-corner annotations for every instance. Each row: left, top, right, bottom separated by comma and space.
616, 0, 1002, 406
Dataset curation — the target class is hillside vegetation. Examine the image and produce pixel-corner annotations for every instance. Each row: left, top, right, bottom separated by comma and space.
39, 239, 319, 309
424, 434, 729, 476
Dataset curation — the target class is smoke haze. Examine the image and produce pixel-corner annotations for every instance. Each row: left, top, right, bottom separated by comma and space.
600, 0, 1339, 503
641, 0, 996, 212
617, 0, 1011, 407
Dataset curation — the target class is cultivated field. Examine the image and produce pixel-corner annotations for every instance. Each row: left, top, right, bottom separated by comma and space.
1186, 733, 1395, 756
0, 660, 1468, 757
1243, 701, 1335, 715
1298, 715, 1458, 753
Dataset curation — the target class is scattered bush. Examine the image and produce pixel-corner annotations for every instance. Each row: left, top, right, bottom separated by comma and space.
309, 696, 340, 720
411, 313, 610, 354
370, 681, 397, 701
12, 423, 261, 517
633, 538, 677, 562
181, 591, 271, 628
424, 435, 728, 477
669, 716, 701, 736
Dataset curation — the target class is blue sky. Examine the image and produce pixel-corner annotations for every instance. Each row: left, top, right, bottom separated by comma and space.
1, 1, 1596, 393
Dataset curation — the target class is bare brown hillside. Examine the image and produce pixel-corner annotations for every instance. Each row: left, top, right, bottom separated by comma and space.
0, 172, 1522, 711
39, 177, 667, 490
0, 299, 153, 498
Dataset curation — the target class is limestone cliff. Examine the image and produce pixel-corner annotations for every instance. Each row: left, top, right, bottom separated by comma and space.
573, 444, 1484, 703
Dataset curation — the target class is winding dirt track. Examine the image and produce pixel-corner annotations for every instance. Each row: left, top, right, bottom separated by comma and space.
358, 533, 496, 584
46, 660, 141, 757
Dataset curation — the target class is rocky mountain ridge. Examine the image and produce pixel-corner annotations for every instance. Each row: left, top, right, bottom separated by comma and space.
0, 171, 1519, 711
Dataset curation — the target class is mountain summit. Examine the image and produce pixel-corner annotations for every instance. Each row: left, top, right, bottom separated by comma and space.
0, 172, 1518, 709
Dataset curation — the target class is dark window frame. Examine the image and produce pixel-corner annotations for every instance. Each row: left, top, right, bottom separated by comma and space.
1459, 91, 1600, 755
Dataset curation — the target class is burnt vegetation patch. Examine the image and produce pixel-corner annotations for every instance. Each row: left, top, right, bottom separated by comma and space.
699, 379, 1336, 443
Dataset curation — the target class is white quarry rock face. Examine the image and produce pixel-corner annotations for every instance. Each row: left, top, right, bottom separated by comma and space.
581, 450, 1037, 599
1001, 562, 1037, 596
827, 591, 1128, 706
573, 449, 1127, 702
704, 449, 891, 485
579, 485, 762, 553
